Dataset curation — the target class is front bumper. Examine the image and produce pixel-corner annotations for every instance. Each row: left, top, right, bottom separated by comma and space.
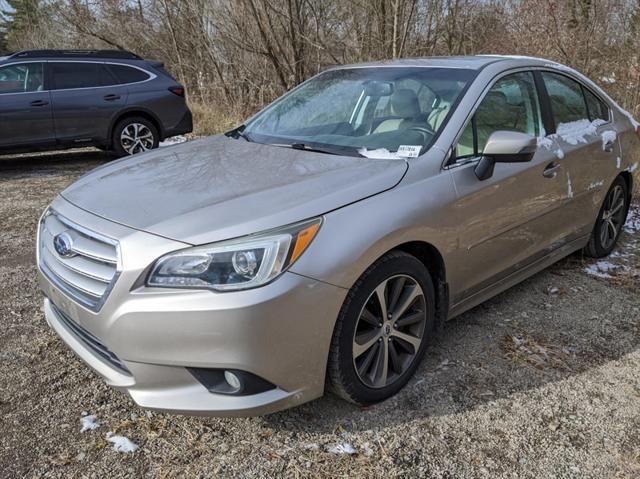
38, 198, 346, 416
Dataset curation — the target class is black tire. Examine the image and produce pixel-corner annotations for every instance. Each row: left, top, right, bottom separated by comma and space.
584, 176, 629, 258
327, 250, 435, 405
112, 116, 159, 157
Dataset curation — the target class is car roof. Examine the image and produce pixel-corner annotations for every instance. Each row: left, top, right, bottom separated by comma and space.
330, 55, 554, 71
0, 50, 145, 63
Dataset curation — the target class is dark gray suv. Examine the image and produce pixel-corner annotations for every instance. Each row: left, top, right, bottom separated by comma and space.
0, 49, 192, 156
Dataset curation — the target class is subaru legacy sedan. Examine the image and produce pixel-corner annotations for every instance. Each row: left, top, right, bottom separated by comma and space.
37, 56, 639, 416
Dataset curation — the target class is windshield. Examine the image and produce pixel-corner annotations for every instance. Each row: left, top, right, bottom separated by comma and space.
243, 67, 476, 157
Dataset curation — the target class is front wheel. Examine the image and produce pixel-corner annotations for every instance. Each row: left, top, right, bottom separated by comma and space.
327, 251, 435, 405
584, 176, 629, 258
112, 117, 159, 157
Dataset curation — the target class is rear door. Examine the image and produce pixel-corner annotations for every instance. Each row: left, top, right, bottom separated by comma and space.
0, 62, 54, 149
49, 61, 127, 144
539, 71, 621, 239
447, 71, 567, 302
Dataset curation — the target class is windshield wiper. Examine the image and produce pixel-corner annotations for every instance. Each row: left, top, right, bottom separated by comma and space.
290, 143, 363, 157
225, 124, 252, 142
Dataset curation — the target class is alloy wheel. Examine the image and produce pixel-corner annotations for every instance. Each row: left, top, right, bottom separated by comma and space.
120, 123, 155, 155
600, 184, 626, 250
352, 274, 427, 388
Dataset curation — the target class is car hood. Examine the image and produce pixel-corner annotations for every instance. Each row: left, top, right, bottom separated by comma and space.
61, 136, 408, 245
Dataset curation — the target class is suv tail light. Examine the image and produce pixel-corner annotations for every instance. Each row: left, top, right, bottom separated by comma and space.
636, 125, 640, 139
169, 86, 185, 97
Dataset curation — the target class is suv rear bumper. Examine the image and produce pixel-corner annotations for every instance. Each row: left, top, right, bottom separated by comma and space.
163, 110, 193, 139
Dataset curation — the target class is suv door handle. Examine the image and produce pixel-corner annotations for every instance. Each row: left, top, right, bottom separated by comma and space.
603, 140, 615, 153
103, 94, 121, 101
30, 99, 49, 107
542, 162, 561, 178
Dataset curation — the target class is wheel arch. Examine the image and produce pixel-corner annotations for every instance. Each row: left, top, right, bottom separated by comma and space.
619, 171, 634, 205
381, 240, 449, 330
108, 108, 164, 146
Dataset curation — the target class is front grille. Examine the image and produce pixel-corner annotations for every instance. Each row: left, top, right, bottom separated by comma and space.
39, 210, 120, 312
50, 301, 131, 375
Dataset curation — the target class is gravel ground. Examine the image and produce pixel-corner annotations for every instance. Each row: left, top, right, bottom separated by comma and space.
0, 149, 639, 478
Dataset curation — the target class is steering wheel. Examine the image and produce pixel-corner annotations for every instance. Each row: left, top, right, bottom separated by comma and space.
408, 125, 436, 142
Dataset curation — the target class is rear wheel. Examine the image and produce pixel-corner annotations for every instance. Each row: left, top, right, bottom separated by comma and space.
328, 251, 435, 405
112, 117, 159, 157
585, 176, 629, 257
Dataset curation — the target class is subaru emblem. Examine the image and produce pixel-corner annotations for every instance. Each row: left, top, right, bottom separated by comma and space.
53, 231, 76, 258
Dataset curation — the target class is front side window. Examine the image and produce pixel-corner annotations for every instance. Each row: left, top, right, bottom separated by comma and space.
455, 71, 542, 160
51, 62, 112, 90
0, 63, 44, 94
244, 67, 476, 157
541, 72, 590, 126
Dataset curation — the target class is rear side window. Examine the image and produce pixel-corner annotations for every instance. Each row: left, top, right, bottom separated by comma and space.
0, 63, 44, 93
541, 72, 589, 125
583, 88, 609, 122
107, 64, 150, 84
51, 62, 112, 90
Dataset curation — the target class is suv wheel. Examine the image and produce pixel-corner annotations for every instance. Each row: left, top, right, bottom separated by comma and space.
113, 117, 159, 157
328, 251, 435, 405
585, 176, 629, 258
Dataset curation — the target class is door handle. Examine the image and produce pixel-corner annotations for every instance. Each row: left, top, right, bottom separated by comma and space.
103, 94, 121, 101
30, 99, 49, 107
542, 162, 561, 178
603, 140, 615, 153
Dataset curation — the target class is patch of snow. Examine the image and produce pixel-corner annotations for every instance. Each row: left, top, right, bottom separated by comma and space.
326, 443, 357, 455
624, 204, 640, 234
600, 130, 617, 150
555, 149, 565, 159
358, 147, 403, 160
600, 75, 616, 84
362, 442, 375, 457
626, 162, 638, 173
566, 173, 574, 198
584, 261, 623, 279
537, 136, 553, 149
556, 119, 605, 145
80, 415, 99, 432
616, 157, 621, 169
105, 432, 138, 453
159, 135, 188, 148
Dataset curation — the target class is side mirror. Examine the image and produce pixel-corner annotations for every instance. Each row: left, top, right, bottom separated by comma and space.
474, 131, 537, 180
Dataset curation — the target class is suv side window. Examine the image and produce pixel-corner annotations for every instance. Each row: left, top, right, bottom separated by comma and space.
541, 72, 590, 126
455, 71, 542, 160
107, 64, 150, 84
51, 62, 113, 90
0, 63, 44, 94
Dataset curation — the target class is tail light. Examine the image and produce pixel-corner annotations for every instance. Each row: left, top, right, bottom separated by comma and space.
636, 125, 640, 138
169, 86, 185, 97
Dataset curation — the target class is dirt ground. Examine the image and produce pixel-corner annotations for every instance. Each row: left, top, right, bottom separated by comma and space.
1, 149, 639, 479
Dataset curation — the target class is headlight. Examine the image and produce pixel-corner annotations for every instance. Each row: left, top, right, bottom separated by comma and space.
147, 218, 322, 291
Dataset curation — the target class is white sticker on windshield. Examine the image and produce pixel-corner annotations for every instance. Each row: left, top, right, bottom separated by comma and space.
397, 145, 422, 158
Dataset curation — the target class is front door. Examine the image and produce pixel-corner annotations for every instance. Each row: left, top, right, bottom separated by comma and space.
446, 71, 567, 303
0, 62, 54, 149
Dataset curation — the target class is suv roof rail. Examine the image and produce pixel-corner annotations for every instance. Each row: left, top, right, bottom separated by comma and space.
8, 49, 143, 60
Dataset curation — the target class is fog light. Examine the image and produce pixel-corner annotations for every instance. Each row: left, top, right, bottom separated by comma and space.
224, 370, 242, 390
